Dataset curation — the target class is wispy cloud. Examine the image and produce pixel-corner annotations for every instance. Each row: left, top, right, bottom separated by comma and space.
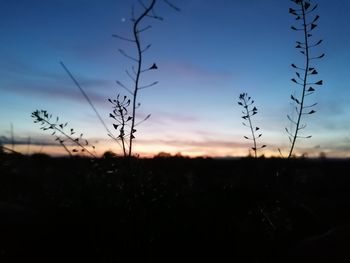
160, 61, 234, 85
1, 82, 109, 106
0, 135, 57, 146
0, 63, 113, 107
0, 58, 114, 104
147, 111, 200, 125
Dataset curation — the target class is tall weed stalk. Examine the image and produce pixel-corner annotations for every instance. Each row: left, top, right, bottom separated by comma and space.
238, 93, 266, 158
113, 0, 179, 157
287, 0, 324, 158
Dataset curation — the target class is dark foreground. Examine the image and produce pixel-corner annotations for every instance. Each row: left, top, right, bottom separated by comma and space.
1, 153, 350, 262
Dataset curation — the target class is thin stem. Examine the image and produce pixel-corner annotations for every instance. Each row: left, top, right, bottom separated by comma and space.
288, 2, 309, 158
60, 62, 116, 141
58, 139, 73, 157
1, 145, 21, 155
128, 0, 156, 157
38, 117, 96, 158
243, 99, 257, 158
116, 102, 127, 157
10, 123, 14, 151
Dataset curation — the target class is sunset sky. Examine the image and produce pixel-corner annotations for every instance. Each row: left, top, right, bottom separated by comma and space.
1, 0, 350, 158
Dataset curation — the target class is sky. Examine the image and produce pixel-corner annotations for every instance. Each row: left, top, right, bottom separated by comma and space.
0, 0, 350, 158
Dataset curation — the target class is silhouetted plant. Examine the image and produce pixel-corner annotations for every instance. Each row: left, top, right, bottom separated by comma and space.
238, 93, 266, 158
31, 110, 96, 158
0, 134, 22, 155
287, 0, 324, 158
113, 0, 179, 157
108, 95, 133, 157
0, 145, 21, 155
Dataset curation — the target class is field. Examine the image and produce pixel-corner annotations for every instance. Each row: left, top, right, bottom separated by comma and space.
1, 152, 350, 262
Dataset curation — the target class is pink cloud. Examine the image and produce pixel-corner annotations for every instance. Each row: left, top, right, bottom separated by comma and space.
147, 111, 200, 125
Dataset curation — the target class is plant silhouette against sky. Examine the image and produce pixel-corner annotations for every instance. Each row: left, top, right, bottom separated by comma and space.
287, 0, 324, 158
31, 110, 96, 158
238, 93, 266, 158
29, 1, 329, 159
113, 0, 179, 157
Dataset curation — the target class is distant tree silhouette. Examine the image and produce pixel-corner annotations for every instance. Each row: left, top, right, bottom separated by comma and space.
102, 150, 118, 159
154, 151, 172, 158
318, 151, 326, 159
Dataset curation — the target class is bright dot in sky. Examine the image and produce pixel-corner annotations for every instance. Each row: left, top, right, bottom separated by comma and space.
121, 18, 126, 22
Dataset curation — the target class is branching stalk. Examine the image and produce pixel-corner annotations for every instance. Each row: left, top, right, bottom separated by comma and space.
128, 0, 156, 157
289, 2, 309, 157
287, 0, 324, 158
114, 0, 180, 157
238, 93, 266, 158
31, 110, 96, 158
109, 95, 133, 157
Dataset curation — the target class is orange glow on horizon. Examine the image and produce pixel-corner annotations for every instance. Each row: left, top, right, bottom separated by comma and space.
4, 141, 350, 159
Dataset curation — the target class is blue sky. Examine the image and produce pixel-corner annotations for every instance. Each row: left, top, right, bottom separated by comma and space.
1, 0, 350, 157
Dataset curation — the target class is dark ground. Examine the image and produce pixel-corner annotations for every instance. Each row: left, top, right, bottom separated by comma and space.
0, 152, 350, 262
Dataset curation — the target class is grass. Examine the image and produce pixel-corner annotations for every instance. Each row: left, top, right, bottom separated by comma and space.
1, 152, 350, 262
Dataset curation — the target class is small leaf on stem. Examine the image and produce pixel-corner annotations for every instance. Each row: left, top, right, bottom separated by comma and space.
304, 2, 311, 10
310, 23, 317, 30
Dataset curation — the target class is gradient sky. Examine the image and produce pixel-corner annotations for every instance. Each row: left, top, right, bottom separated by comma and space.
1, 0, 350, 157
